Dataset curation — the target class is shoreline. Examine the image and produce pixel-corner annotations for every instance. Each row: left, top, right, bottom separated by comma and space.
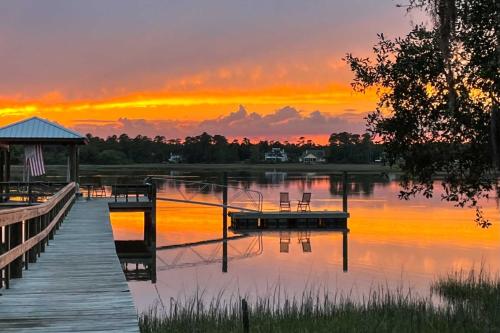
17, 163, 397, 173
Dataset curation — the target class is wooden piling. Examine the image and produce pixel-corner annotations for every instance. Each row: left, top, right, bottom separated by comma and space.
343, 230, 348, 272
222, 172, 228, 273
242, 298, 250, 333
342, 171, 349, 213
9, 222, 23, 278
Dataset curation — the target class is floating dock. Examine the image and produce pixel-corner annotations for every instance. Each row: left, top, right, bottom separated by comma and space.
229, 210, 349, 231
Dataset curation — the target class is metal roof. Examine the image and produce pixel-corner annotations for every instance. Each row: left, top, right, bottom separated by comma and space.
0, 117, 87, 144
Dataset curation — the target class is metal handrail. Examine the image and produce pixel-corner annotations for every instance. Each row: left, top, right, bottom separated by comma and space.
151, 177, 263, 212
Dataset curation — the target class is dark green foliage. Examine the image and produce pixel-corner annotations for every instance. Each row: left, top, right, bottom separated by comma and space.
95, 150, 130, 165
13, 132, 381, 165
329, 132, 382, 163
345, 0, 499, 226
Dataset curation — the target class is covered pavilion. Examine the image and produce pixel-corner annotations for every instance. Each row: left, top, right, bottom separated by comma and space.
0, 117, 87, 184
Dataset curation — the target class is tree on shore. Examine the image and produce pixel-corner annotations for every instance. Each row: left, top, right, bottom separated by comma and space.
345, 0, 498, 226
32, 132, 379, 165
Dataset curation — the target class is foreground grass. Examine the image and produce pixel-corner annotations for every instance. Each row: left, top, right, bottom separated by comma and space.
139, 271, 500, 333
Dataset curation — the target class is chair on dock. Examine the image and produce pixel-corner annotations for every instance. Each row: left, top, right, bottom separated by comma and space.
279, 192, 291, 211
297, 192, 311, 212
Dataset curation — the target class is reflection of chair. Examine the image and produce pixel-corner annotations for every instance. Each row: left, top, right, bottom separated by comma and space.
298, 231, 311, 253
280, 192, 291, 211
297, 193, 311, 211
280, 231, 291, 253
93, 185, 106, 197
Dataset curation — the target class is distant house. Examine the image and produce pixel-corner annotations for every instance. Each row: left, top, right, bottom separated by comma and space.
299, 150, 326, 164
168, 153, 183, 163
264, 148, 288, 162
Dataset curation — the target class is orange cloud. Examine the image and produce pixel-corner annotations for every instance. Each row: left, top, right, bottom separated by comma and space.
0, 84, 378, 124
70, 106, 367, 143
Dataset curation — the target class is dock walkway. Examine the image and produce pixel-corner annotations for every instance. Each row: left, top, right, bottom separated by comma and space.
0, 199, 139, 333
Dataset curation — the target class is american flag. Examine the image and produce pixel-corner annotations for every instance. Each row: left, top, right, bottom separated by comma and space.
25, 144, 46, 177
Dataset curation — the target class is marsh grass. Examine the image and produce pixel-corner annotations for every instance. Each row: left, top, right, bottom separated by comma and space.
431, 266, 500, 330
139, 272, 500, 333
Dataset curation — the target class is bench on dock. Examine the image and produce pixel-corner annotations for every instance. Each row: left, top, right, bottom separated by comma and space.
108, 183, 156, 213
111, 184, 153, 202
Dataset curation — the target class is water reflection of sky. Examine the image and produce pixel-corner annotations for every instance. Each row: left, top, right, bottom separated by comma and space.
109, 172, 500, 313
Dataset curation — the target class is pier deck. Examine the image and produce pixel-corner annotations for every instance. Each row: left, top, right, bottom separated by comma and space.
0, 199, 139, 333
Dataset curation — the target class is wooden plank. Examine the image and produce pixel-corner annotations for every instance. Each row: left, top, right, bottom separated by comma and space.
0, 199, 139, 333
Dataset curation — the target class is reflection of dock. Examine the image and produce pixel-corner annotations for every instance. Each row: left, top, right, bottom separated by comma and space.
156, 234, 263, 271
229, 211, 349, 230
116, 240, 156, 281
276, 229, 349, 272
109, 184, 157, 283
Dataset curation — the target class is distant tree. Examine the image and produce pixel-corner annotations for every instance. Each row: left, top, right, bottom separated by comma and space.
329, 132, 375, 163
345, 0, 498, 226
96, 150, 129, 165
249, 145, 261, 163
238, 137, 252, 161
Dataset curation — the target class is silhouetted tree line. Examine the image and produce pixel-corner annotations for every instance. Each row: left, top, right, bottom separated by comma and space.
8, 132, 384, 165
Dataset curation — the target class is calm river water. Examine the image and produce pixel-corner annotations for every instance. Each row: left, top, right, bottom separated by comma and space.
99, 170, 500, 312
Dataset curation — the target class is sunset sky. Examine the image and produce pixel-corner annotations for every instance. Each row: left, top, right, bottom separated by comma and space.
0, 1, 423, 143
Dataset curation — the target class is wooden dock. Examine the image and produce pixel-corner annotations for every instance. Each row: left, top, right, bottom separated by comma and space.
0, 199, 139, 333
229, 210, 349, 231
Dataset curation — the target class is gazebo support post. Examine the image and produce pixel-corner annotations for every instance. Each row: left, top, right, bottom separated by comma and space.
5, 149, 10, 201
67, 144, 79, 184
75, 145, 79, 184
0, 149, 4, 202
5, 149, 10, 181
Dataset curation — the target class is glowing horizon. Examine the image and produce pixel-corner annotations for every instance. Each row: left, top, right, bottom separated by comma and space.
0, 1, 422, 142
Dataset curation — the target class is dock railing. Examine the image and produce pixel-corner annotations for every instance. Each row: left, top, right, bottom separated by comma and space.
153, 177, 263, 212
0, 182, 76, 289
0, 181, 68, 204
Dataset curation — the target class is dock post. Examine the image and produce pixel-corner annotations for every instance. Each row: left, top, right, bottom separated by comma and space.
5, 149, 10, 198
242, 298, 250, 333
151, 183, 157, 283
342, 172, 348, 213
10, 222, 23, 278
342, 231, 348, 272
0, 150, 4, 203
28, 218, 37, 263
144, 212, 151, 247
222, 172, 228, 273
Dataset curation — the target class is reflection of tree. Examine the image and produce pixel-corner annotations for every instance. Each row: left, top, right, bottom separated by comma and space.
328, 174, 390, 197
85, 172, 393, 200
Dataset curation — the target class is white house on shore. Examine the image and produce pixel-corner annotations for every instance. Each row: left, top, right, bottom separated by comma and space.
264, 148, 288, 162
299, 149, 326, 164
168, 153, 183, 163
